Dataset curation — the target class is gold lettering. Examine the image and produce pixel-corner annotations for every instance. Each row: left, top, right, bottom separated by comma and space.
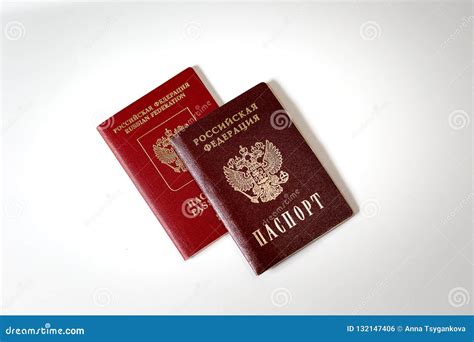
265, 224, 279, 241
301, 200, 313, 216
310, 192, 324, 209
293, 205, 305, 221
281, 211, 296, 228
252, 229, 268, 247
274, 217, 286, 233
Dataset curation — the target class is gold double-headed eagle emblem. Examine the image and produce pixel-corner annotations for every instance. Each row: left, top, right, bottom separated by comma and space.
223, 140, 289, 203
152, 126, 188, 173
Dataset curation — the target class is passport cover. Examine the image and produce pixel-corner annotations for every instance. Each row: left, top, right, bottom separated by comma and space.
171, 83, 353, 274
97, 67, 226, 259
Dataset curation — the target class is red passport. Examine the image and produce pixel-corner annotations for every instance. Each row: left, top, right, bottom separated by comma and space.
171, 83, 353, 274
97, 67, 226, 259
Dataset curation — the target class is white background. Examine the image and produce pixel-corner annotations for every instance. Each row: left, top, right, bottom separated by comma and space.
2, 1, 472, 314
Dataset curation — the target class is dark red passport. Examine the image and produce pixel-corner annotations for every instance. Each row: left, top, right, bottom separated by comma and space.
171, 83, 353, 274
97, 67, 226, 259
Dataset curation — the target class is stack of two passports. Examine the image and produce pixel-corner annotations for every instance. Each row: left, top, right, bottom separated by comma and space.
98, 67, 353, 275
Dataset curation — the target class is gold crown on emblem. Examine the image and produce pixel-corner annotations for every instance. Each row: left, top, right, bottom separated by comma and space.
153, 125, 188, 173
223, 140, 289, 203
